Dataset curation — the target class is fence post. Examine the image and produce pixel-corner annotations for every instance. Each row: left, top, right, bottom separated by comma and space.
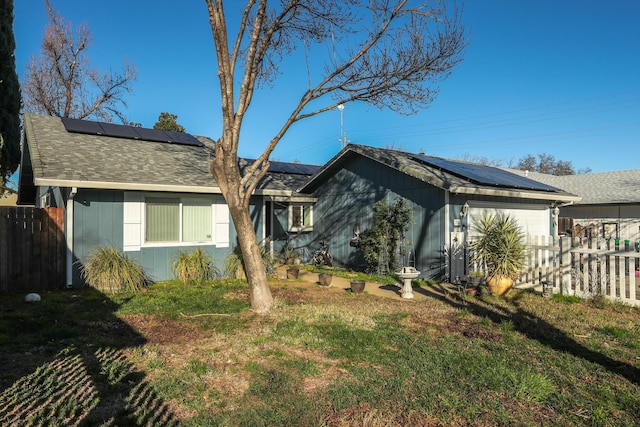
559, 236, 571, 294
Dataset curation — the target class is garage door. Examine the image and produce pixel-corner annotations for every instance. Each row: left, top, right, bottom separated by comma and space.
467, 203, 551, 237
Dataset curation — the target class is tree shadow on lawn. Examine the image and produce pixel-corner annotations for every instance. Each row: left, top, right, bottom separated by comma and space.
0, 288, 179, 425
416, 284, 640, 386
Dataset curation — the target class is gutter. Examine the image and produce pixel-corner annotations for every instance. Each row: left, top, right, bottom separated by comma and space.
66, 187, 77, 288
451, 186, 582, 203
554, 201, 575, 208
33, 178, 308, 198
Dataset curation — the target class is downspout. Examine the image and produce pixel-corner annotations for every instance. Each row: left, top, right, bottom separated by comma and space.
551, 201, 574, 270
66, 187, 78, 288
269, 199, 274, 256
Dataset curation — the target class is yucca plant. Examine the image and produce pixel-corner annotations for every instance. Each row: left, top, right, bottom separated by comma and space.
172, 248, 220, 284
470, 213, 526, 280
80, 246, 151, 293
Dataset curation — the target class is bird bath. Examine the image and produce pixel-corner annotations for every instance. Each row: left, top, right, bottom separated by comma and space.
395, 266, 420, 299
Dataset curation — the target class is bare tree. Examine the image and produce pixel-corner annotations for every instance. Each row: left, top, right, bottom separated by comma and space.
516, 153, 578, 176
458, 154, 504, 167
206, 0, 466, 313
21, 0, 137, 123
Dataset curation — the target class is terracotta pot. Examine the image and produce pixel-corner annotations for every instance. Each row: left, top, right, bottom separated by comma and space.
350, 280, 365, 294
286, 268, 299, 279
318, 273, 333, 286
487, 275, 513, 296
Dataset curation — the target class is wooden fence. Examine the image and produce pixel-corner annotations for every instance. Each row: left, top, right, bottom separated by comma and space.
515, 235, 640, 307
0, 207, 65, 292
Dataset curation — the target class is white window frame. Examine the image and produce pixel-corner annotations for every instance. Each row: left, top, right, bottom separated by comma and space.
123, 192, 230, 250
145, 196, 216, 245
288, 203, 313, 232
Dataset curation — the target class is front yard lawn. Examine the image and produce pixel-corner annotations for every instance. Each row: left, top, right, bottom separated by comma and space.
1, 278, 638, 426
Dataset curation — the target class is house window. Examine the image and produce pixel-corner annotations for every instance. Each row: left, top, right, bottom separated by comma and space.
289, 204, 313, 232
182, 199, 213, 242
146, 197, 213, 243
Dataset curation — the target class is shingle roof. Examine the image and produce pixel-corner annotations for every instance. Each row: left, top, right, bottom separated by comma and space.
301, 144, 580, 202
505, 169, 640, 205
21, 114, 317, 197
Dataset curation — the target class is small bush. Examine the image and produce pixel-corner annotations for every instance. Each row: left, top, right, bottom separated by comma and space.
80, 246, 151, 292
172, 248, 220, 284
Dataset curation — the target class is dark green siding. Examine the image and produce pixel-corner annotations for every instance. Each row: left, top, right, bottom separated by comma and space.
312, 156, 446, 278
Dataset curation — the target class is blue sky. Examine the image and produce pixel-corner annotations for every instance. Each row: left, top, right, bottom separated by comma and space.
12, 0, 640, 173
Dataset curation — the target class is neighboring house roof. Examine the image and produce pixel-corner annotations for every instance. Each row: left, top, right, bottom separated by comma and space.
18, 113, 318, 201
505, 169, 640, 205
301, 144, 580, 203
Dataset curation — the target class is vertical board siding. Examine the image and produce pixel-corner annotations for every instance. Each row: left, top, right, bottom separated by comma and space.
312, 156, 446, 276
73, 190, 124, 285
0, 207, 65, 292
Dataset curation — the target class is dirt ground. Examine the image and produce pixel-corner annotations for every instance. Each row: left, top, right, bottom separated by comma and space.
275, 266, 429, 301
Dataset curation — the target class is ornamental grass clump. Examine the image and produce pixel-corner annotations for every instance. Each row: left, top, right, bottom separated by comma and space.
172, 248, 220, 284
224, 244, 273, 279
80, 246, 151, 293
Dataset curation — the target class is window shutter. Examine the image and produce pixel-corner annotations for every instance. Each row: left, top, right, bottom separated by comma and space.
214, 202, 230, 247
123, 192, 142, 251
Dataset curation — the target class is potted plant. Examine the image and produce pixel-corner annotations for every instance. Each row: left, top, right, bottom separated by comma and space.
286, 266, 300, 279
469, 213, 526, 296
350, 280, 366, 293
318, 272, 333, 286
282, 247, 297, 265
468, 270, 485, 287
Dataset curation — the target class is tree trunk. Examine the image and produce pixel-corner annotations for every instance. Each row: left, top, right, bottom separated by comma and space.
228, 202, 273, 314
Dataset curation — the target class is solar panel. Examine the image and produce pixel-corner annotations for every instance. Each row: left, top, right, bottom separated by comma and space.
269, 161, 299, 174
61, 117, 104, 135
162, 130, 203, 146
412, 155, 560, 192
99, 122, 140, 139
61, 117, 203, 146
133, 127, 170, 142
245, 159, 320, 175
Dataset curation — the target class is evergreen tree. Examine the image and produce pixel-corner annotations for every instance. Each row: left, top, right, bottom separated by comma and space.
0, 0, 22, 190
153, 112, 186, 132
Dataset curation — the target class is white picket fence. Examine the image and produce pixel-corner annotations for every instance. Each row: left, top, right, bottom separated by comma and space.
516, 235, 640, 307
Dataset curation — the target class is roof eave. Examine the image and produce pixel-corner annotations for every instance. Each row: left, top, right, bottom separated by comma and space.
34, 178, 222, 194
299, 145, 452, 192
33, 177, 315, 199
450, 185, 582, 202
297, 147, 351, 192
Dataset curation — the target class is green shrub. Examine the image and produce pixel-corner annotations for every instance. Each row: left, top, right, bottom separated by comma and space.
80, 246, 151, 292
172, 248, 220, 284
356, 198, 413, 273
